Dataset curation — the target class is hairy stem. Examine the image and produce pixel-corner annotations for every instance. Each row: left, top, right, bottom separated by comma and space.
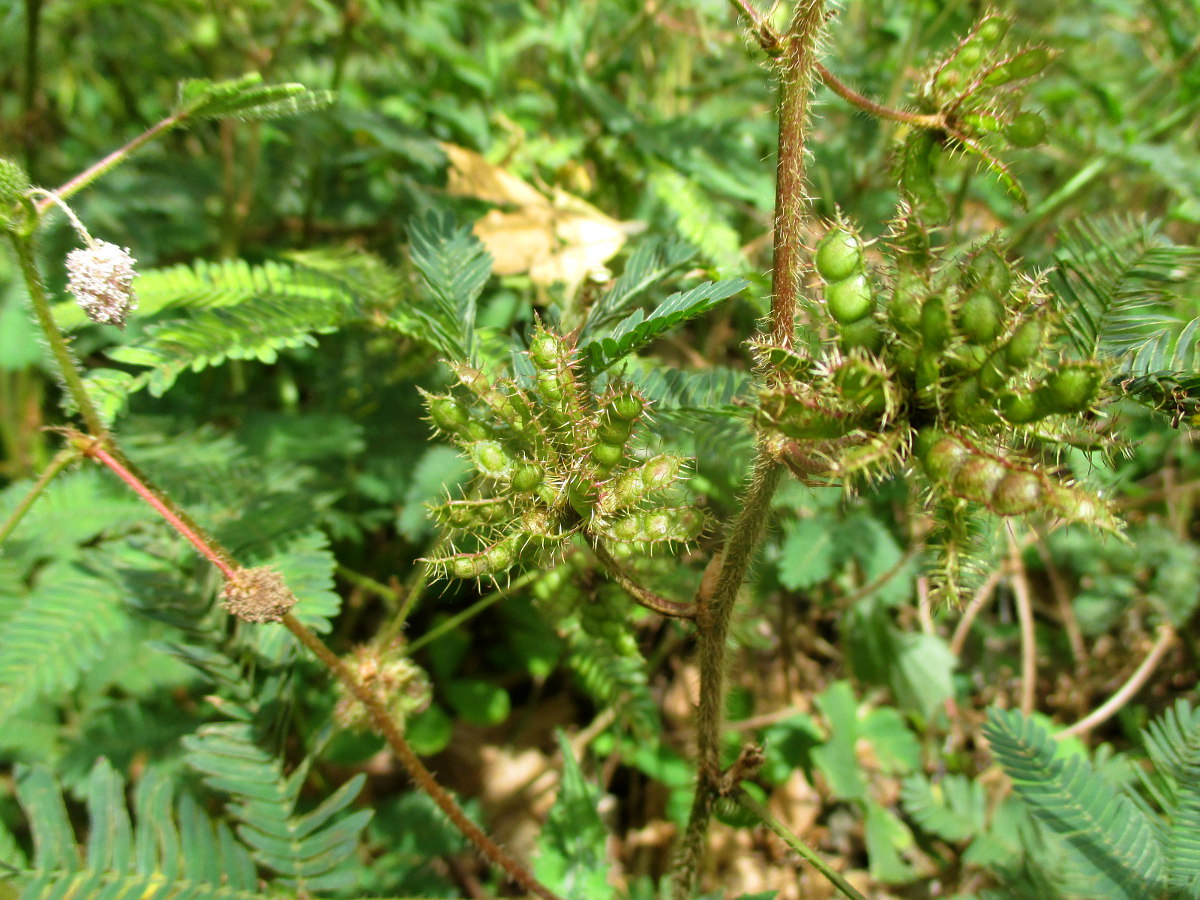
737, 792, 869, 900
593, 543, 697, 619
67, 426, 560, 899
284, 615, 565, 900
8, 233, 107, 436
672, 6, 825, 897
0, 447, 75, 549
36, 112, 186, 214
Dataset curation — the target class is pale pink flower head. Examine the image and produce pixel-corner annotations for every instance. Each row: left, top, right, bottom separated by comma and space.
66, 240, 138, 328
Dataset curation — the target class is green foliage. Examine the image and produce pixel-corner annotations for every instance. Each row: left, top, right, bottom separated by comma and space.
176, 73, 335, 124
984, 707, 1171, 899
3, 759, 263, 900
183, 722, 372, 894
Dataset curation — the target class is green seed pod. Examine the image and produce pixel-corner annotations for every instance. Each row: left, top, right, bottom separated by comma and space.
920, 294, 952, 350
0, 158, 31, 210
1004, 319, 1043, 369
434, 497, 509, 528
892, 344, 918, 378
888, 269, 925, 333
951, 377, 987, 422
992, 470, 1043, 515
592, 441, 625, 471
815, 227, 864, 283
511, 463, 544, 493
469, 440, 514, 479
1047, 484, 1101, 523
833, 358, 888, 416
968, 249, 1013, 297
957, 292, 1004, 345
999, 389, 1047, 424
1005, 111, 1047, 148
985, 47, 1052, 86
1040, 363, 1103, 414
839, 317, 884, 355
922, 435, 970, 483
977, 352, 1010, 393
1007, 47, 1052, 79
536, 369, 564, 404
596, 415, 634, 446
963, 112, 1005, 135
427, 394, 471, 435
953, 455, 1008, 501
826, 273, 874, 324
757, 389, 852, 440
449, 554, 488, 580
974, 15, 1011, 46
610, 389, 645, 422
915, 350, 941, 395
600, 507, 704, 544
901, 131, 950, 221
529, 329, 564, 370
485, 536, 520, 572
913, 427, 944, 463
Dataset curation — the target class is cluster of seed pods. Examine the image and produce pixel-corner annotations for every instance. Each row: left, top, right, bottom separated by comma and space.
755, 214, 1114, 538
899, 13, 1054, 220
422, 325, 705, 581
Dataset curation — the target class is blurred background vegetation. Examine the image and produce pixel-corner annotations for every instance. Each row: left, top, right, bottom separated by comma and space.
1, 1, 1198, 898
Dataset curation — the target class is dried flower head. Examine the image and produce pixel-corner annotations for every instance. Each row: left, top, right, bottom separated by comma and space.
220, 566, 296, 623
333, 643, 431, 732
65, 240, 138, 328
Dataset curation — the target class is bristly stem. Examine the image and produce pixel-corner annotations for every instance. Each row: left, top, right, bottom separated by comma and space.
0, 447, 76, 549
672, 4, 825, 896
284, 615, 566, 900
35, 112, 186, 214
8, 233, 107, 437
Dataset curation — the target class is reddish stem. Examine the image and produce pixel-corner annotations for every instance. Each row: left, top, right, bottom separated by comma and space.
80, 437, 237, 579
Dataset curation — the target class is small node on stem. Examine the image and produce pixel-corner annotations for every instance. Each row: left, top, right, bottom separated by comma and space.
221, 566, 296, 623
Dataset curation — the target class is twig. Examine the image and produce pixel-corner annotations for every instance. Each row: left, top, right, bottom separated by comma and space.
1033, 535, 1085, 668
736, 792, 869, 900
0, 447, 76, 548
1055, 624, 1177, 741
285, 615, 565, 900
948, 565, 1005, 659
406, 568, 542, 655
593, 543, 697, 619
1007, 527, 1037, 716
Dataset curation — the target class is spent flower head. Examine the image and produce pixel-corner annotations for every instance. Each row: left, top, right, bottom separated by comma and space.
66, 240, 139, 328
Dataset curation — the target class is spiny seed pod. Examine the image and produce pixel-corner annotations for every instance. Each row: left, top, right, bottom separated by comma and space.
529, 328, 566, 370
426, 393, 472, 435
992, 470, 1044, 515
1005, 111, 1046, 148
432, 497, 510, 528
888, 268, 926, 333
832, 357, 889, 417
1004, 318, 1043, 369
609, 388, 645, 422
1039, 363, 1103, 414
815, 226, 864, 282
591, 441, 626, 472
968, 248, 1013, 297
598, 507, 705, 544
511, 463, 544, 493
438, 534, 522, 580
839, 317, 885, 355
920, 294, 952, 350
957, 292, 1004, 345
826, 273, 874, 325
999, 389, 1047, 424
974, 15, 1011, 46
915, 351, 942, 396
0, 158, 31, 213
919, 432, 971, 483
963, 111, 1005, 134
977, 352, 1010, 393
900, 130, 949, 221
757, 389, 852, 440
952, 456, 1008, 501
469, 440, 515, 479
536, 368, 565, 404
984, 47, 1052, 86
